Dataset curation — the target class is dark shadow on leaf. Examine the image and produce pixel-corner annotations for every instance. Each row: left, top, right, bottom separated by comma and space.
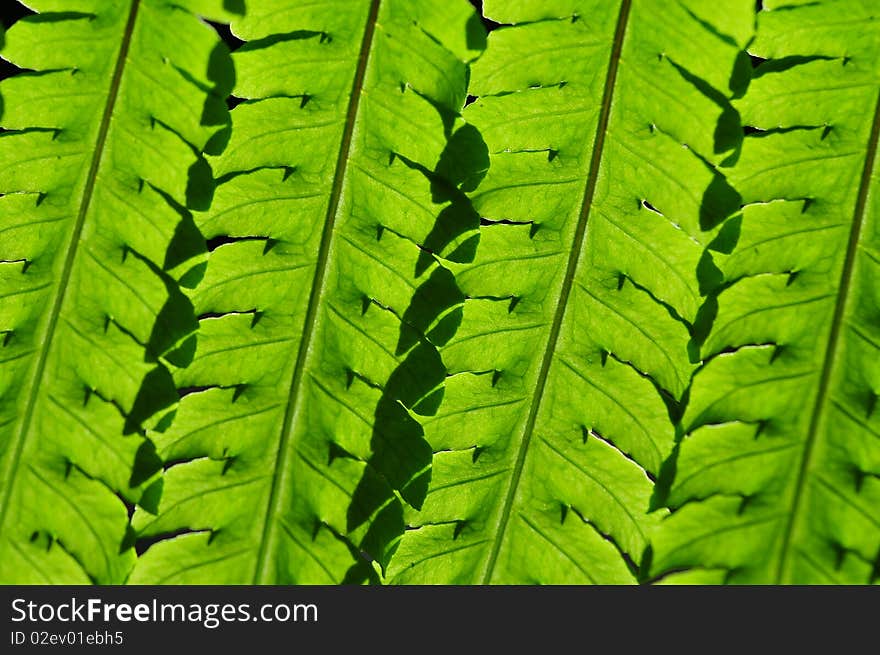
341, 558, 382, 585
396, 267, 465, 354
708, 213, 742, 256
384, 342, 446, 417
177, 261, 207, 290
138, 478, 163, 515
650, 71, 746, 575
359, 501, 405, 571
347, 462, 399, 534
201, 41, 235, 126
146, 118, 220, 213
185, 155, 215, 211
20, 11, 95, 24
638, 543, 654, 583
396, 124, 488, 274
119, 15, 236, 541
465, 11, 488, 52
164, 333, 197, 368
237, 29, 325, 53
124, 367, 178, 435
149, 185, 207, 282
680, 5, 737, 48
752, 54, 835, 79
699, 174, 741, 231
124, 247, 199, 366
406, 85, 459, 138
120, 524, 138, 554
688, 215, 741, 360
0, 9, 237, 567
649, 433, 683, 512
436, 123, 489, 192
696, 250, 724, 298
342, 499, 404, 580
129, 439, 163, 487
368, 397, 433, 508
666, 57, 745, 159
714, 105, 743, 156
346, 107, 489, 571
729, 49, 753, 99
687, 294, 718, 363
666, 58, 729, 109
222, 0, 245, 16
148, 283, 199, 367
418, 199, 481, 274
204, 122, 231, 156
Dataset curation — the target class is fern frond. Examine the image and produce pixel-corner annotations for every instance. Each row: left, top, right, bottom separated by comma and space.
651, 0, 880, 584
129, 0, 487, 584
0, 0, 236, 583
387, 0, 754, 584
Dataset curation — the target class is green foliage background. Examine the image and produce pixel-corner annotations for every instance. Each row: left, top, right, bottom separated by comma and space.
0, 0, 877, 584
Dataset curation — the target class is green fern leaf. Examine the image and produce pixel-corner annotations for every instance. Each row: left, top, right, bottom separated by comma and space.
651, 0, 880, 584
7, 0, 875, 588
386, 0, 754, 584
129, 0, 487, 584
0, 0, 236, 583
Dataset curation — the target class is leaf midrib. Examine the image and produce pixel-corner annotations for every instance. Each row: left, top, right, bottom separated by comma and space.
252, 0, 382, 584
0, 1, 141, 537
775, 89, 880, 583
480, 0, 634, 584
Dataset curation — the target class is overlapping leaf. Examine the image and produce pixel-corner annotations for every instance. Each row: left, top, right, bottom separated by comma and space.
130, 0, 487, 584
2, 0, 877, 587
651, 0, 880, 584
385, 0, 754, 584
0, 0, 238, 583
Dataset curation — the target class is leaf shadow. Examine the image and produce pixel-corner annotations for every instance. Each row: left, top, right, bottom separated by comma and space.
114, 31, 236, 522
343, 121, 489, 579
649, 50, 749, 516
